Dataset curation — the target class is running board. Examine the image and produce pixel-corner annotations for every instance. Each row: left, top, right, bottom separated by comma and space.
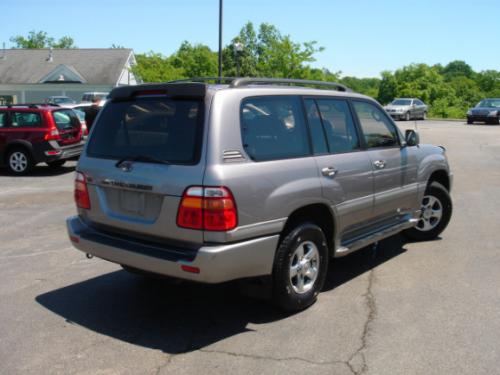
334, 218, 418, 257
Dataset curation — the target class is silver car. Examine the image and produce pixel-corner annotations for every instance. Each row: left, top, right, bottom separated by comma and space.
385, 98, 428, 121
67, 78, 452, 311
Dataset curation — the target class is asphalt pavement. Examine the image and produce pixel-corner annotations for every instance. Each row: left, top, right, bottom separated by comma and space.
1, 120, 499, 375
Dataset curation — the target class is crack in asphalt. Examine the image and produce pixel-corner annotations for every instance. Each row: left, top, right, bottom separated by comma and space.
198, 348, 347, 367
346, 269, 377, 375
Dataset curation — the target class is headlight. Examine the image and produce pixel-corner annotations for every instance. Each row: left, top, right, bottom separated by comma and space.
488, 110, 498, 116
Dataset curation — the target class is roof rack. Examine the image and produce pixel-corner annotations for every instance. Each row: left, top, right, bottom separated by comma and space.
229, 78, 351, 92
167, 77, 351, 92
0, 103, 60, 108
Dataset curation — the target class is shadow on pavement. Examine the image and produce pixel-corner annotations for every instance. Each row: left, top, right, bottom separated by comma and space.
36, 234, 408, 354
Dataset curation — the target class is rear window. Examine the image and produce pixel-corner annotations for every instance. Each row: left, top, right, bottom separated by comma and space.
52, 109, 80, 130
86, 98, 204, 164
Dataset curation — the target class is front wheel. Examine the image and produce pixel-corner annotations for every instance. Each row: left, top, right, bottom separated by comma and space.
405, 112, 411, 121
422, 112, 427, 120
272, 223, 329, 311
403, 182, 452, 241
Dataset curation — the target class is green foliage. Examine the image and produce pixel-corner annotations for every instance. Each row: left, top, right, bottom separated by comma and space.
10, 30, 76, 49
377, 61, 500, 118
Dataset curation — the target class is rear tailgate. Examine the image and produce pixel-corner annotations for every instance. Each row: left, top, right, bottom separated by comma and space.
51, 109, 82, 145
78, 87, 207, 246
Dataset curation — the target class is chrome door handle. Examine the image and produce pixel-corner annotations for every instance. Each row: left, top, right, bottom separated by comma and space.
373, 160, 386, 169
321, 167, 337, 177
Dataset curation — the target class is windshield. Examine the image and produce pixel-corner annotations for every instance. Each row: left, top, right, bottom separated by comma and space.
53, 97, 76, 104
86, 97, 204, 165
476, 99, 500, 108
391, 99, 412, 106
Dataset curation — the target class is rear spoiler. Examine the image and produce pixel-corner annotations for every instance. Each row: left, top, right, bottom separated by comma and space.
109, 83, 206, 101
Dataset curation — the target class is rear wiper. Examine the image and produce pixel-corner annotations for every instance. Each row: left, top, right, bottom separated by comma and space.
115, 155, 170, 168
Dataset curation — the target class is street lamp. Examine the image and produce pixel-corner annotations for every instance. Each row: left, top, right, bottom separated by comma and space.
218, 0, 223, 79
233, 42, 244, 77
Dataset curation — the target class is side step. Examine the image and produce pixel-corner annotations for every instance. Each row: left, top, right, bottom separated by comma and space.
335, 218, 418, 257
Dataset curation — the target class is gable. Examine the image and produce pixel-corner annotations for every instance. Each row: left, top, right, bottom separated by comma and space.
39, 64, 87, 83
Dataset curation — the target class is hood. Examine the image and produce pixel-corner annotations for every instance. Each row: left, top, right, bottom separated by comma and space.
385, 104, 411, 110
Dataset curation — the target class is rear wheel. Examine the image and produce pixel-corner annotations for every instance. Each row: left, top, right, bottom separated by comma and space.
403, 181, 452, 241
272, 223, 329, 311
6, 148, 34, 175
47, 160, 66, 168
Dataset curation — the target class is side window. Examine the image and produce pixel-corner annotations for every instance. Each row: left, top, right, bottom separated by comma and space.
316, 99, 360, 154
352, 101, 399, 148
0, 112, 6, 128
241, 96, 310, 161
11, 112, 42, 128
304, 99, 328, 154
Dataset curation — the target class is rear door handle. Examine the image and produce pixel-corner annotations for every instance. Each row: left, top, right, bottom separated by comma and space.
321, 167, 337, 178
373, 160, 386, 169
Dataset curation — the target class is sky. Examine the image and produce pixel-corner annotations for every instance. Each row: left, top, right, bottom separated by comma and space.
1, 0, 499, 78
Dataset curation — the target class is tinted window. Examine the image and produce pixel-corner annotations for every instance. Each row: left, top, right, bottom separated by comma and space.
11, 112, 42, 127
87, 98, 204, 164
352, 101, 399, 148
241, 96, 310, 161
0, 112, 6, 128
416, 100, 424, 105
392, 99, 412, 106
316, 99, 360, 153
304, 99, 328, 154
52, 109, 80, 131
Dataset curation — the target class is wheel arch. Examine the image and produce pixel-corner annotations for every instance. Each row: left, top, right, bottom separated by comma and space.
428, 169, 450, 191
280, 203, 335, 256
4, 141, 35, 163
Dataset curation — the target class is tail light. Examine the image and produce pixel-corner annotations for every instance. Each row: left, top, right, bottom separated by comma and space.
74, 172, 91, 209
44, 127, 61, 141
177, 186, 237, 231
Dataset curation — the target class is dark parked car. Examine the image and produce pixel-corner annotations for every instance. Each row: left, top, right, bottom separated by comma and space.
0, 104, 84, 174
467, 98, 500, 125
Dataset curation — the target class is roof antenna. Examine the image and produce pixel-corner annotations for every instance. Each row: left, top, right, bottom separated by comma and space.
47, 47, 53, 62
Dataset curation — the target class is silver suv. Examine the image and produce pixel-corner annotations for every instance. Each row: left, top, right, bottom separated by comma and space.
67, 78, 452, 311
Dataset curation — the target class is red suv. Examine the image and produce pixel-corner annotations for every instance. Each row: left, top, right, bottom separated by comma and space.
0, 104, 84, 174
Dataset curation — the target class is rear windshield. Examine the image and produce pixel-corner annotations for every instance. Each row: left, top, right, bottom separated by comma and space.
52, 109, 80, 130
86, 98, 204, 164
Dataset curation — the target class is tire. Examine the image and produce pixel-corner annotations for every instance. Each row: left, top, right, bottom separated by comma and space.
272, 223, 329, 311
47, 160, 66, 168
467, 119, 473, 124
422, 112, 427, 120
405, 112, 410, 121
492, 117, 500, 125
6, 148, 34, 175
403, 181, 452, 241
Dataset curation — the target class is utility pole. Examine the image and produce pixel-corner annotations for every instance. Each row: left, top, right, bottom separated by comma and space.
218, 0, 223, 79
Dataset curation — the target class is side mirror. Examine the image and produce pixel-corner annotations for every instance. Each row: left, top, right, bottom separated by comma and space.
405, 129, 420, 146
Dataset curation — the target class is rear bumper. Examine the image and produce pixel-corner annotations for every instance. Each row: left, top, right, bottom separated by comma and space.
67, 216, 279, 283
33, 141, 84, 163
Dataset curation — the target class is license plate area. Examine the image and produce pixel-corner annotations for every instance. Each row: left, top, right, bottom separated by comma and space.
119, 190, 146, 216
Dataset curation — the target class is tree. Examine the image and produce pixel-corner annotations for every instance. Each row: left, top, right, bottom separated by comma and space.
442, 60, 474, 80
10, 30, 76, 49
377, 71, 397, 104
170, 41, 218, 77
131, 52, 182, 82
222, 22, 324, 78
